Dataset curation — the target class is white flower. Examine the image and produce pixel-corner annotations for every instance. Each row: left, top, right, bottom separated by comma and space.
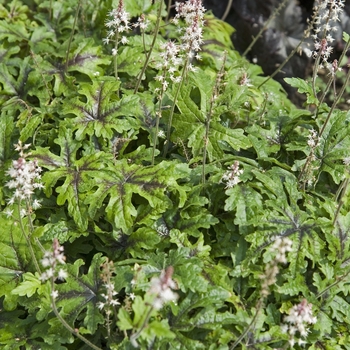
120, 36, 129, 44
157, 130, 166, 139
174, 0, 205, 64
57, 268, 68, 280
32, 199, 42, 210
303, 47, 313, 58
281, 299, 317, 346
97, 301, 105, 310
343, 157, 350, 166
6, 142, 43, 206
311, 0, 345, 65
307, 129, 319, 149
4, 208, 13, 218
272, 237, 293, 264
221, 161, 243, 189
110, 299, 121, 306
148, 266, 178, 310
40, 239, 66, 282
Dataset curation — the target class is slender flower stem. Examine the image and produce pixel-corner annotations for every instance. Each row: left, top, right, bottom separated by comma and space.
114, 31, 120, 81
258, 1, 320, 89
152, 101, 163, 165
49, 0, 52, 20
163, 59, 188, 157
333, 177, 349, 225
221, 0, 233, 21
166, 0, 172, 23
297, 150, 314, 188
258, 40, 304, 89
65, 0, 81, 74
134, 0, 163, 94
317, 72, 335, 107
50, 279, 102, 350
318, 37, 350, 107
319, 65, 350, 139
25, 198, 35, 235
130, 306, 154, 346
311, 47, 324, 98
316, 269, 350, 299
243, 0, 289, 58
311, 5, 334, 98
17, 202, 42, 274
230, 299, 264, 349
202, 120, 210, 185
203, 51, 227, 184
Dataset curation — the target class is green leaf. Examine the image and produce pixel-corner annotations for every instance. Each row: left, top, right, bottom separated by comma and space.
0, 57, 33, 99
66, 37, 110, 79
0, 215, 33, 310
86, 160, 185, 233
0, 20, 29, 43
0, 44, 20, 64
11, 272, 41, 298
191, 309, 236, 329
278, 274, 310, 296
18, 111, 43, 143
164, 186, 218, 237
284, 77, 319, 105
34, 126, 109, 231
117, 307, 134, 331
54, 254, 105, 335
145, 319, 175, 339
171, 73, 251, 161
224, 184, 263, 225
124, 0, 154, 16
315, 110, 350, 184
63, 80, 139, 141
0, 114, 14, 167
171, 287, 230, 332
29, 26, 55, 48
117, 46, 144, 76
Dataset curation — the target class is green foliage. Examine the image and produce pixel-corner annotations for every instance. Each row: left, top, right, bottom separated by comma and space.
1, 0, 350, 349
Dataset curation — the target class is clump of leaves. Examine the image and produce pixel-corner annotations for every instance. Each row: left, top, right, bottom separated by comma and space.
1, 0, 350, 349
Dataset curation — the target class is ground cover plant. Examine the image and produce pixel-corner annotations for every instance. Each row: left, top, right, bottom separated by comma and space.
1, 0, 350, 349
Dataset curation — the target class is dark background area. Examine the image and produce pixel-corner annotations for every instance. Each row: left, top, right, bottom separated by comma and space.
176, 0, 350, 103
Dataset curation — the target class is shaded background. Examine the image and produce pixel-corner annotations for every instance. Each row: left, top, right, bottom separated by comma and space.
178, 0, 350, 104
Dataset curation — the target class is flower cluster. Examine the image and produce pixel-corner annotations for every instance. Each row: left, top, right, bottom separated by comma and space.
260, 237, 293, 297
174, 0, 206, 32
103, 0, 130, 53
5, 141, 43, 209
155, 41, 182, 92
97, 259, 120, 312
221, 161, 244, 189
97, 282, 120, 310
307, 129, 319, 149
133, 14, 149, 32
311, 0, 345, 64
148, 266, 178, 310
40, 238, 67, 289
96, 259, 121, 336
272, 237, 293, 264
281, 299, 317, 347
174, 0, 206, 70
343, 156, 350, 166
239, 72, 253, 87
